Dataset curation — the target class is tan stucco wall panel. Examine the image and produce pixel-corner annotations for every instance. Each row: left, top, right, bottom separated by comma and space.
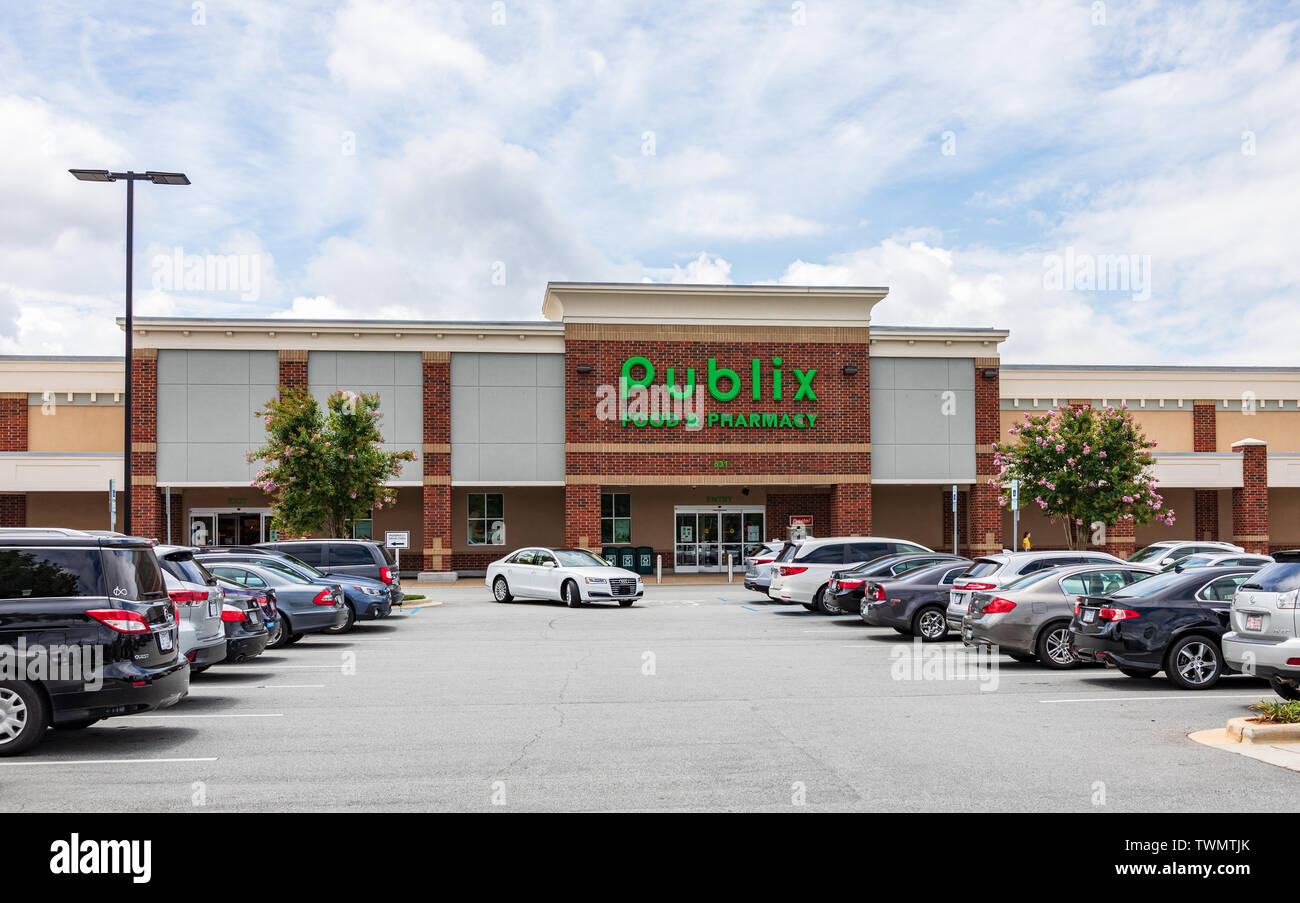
27, 405, 124, 453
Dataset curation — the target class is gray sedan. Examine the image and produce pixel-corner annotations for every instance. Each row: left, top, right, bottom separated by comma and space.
960, 563, 1158, 668
207, 561, 348, 648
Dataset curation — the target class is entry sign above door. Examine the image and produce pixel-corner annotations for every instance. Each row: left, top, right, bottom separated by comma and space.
789, 515, 814, 527
385, 531, 410, 550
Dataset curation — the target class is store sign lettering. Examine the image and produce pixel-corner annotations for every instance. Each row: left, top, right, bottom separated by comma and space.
612, 355, 818, 430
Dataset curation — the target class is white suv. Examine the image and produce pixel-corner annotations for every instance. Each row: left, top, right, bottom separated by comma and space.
1223, 552, 1300, 700
947, 550, 1124, 632
769, 536, 932, 612
1127, 541, 1244, 569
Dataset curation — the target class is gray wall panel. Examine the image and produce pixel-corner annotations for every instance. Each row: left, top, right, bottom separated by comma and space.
870, 357, 977, 481
450, 352, 564, 482
308, 351, 422, 460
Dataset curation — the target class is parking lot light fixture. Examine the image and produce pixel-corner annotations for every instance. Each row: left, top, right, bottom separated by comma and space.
68, 168, 190, 535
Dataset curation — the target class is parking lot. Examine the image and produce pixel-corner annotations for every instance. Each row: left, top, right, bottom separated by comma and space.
3, 581, 1297, 813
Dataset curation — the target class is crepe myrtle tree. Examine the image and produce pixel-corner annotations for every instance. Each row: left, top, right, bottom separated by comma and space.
992, 404, 1174, 549
248, 388, 415, 539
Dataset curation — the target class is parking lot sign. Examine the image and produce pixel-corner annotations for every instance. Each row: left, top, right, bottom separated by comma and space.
385, 531, 410, 549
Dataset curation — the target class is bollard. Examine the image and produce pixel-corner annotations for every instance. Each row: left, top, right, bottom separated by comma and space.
656, 554, 662, 584
728, 553, 733, 583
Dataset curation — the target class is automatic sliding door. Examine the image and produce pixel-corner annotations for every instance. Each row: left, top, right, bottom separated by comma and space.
675, 513, 699, 572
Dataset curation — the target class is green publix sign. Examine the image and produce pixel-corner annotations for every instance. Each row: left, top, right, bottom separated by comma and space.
619, 355, 818, 430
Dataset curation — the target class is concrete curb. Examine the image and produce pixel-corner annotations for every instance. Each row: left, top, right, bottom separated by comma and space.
1225, 716, 1300, 744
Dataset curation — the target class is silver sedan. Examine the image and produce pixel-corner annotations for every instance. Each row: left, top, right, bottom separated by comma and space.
960, 563, 1158, 668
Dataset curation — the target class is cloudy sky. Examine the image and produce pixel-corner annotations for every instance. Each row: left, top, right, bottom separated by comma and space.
2, 0, 1298, 362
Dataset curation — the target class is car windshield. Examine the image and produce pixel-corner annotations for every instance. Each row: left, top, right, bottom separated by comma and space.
849, 555, 905, 575
279, 553, 326, 578
962, 559, 1002, 578
1162, 554, 1212, 571
161, 552, 216, 586
776, 543, 798, 562
1127, 545, 1172, 563
555, 549, 608, 568
1239, 562, 1300, 594
258, 563, 313, 585
999, 569, 1059, 592
1105, 570, 1188, 599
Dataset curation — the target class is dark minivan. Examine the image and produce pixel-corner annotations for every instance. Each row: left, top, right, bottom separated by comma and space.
0, 533, 189, 756
256, 540, 401, 606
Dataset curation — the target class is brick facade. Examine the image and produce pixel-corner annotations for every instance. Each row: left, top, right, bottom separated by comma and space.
1097, 517, 1136, 558
130, 349, 164, 539
0, 493, 25, 527
278, 349, 308, 393
0, 393, 27, 452
562, 325, 872, 546
1192, 401, 1216, 453
1194, 489, 1219, 542
1191, 401, 1219, 540
766, 492, 831, 539
420, 352, 452, 573
1231, 439, 1269, 553
969, 359, 1003, 554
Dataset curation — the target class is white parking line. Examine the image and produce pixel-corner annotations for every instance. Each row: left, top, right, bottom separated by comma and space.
1039, 694, 1263, 704
0, 757, 218, 767
192, 684, 324, 690
126, 712, 285, 719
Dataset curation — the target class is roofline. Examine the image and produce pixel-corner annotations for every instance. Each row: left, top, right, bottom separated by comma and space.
545, 281, 890, 294
1003, 364, 1300, 373
117, 316, 560, 330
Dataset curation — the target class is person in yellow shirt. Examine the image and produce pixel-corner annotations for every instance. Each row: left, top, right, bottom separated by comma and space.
1021, 531, 1032, 551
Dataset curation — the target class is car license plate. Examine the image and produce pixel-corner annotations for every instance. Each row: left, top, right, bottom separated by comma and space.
1081, 609, 1097, 624
208, 599, 219, 618
952, 592, 966, 608
1246, 614, 1263, 631
158, 630, 174, 652
964, 628, 973, 640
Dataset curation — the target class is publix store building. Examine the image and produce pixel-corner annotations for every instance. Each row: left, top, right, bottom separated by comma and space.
2, 282, 1295, 576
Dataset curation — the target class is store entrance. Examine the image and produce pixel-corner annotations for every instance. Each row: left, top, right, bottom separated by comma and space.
189, 509, 273, 547
673, 506, 765, 573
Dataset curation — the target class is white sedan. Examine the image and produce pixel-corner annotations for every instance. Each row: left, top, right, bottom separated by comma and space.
486, 547, 643, 607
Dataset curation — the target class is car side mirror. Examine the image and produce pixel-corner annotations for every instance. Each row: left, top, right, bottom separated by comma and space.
543, 560, 557, 568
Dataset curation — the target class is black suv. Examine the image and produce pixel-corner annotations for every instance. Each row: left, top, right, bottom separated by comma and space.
256, 539, 402, 606
0, 533, 189, 756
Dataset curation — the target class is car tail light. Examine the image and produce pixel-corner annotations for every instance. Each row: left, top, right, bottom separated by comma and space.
1277, 590, 1299, 609
779, 566, 808, 577
379, 567, 394, 584
837, 578, 865, 590
169, 590, 207, 606
983, 597, 1017, 614
173, 603, 181, 627
312, 589, 335, 605
961, 582, 996, 591
86, 608, 150, 634
1099, 607, 1141, 621
220, 604, 249, 623
754, 557, 774, 565
873, 585, 886, 601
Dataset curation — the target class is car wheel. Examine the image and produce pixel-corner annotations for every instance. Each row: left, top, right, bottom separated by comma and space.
1035, 621, 1079, 670
0, 682, 49, 757
564, 581, 581, 608
912, 606, 948, 642
325, 603, 356, 635
1008, 653, 1037, 663
815, 586, 840, 615
492, 576, 512, 603
265, 615, 290, 649
1270, 675, 1300, 701
1119, 667, 1156, 679
1165, 635, 1222, 690
52, 717, 102, 731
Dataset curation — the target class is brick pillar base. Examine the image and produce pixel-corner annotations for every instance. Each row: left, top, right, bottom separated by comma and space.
1194, 489, 1219, 542
131, 486, 165, 541
1098, 518, 1135, 558
565, 484, 601, 548
829, 482, 871, 536
968, 480, 1003, 555
278, 350, 309, 394
0, 493, 26, 527
1232, 438, 1269, 553
420, 485, 452, 577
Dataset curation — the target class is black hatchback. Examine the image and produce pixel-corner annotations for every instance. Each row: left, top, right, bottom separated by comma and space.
0, 533, 189, 756
1070, 565, 1258, 690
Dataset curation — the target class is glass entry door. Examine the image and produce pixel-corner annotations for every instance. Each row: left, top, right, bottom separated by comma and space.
674, 506, 765, 573
190, 509, 271, 547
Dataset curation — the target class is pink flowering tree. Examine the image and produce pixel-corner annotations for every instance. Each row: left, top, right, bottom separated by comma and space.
249, 388, 415, 539
992, 404, 1173, 549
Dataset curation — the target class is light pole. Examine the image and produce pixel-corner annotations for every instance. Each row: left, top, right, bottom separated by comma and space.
69, 169, 190, 535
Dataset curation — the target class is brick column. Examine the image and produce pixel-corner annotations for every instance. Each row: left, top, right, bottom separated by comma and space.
970, 358, 1004, 555
0, 392, 27, 526
1231, 438, 1269, 553
829, 481, 871, 536
278, 349, 308, 393
130, 349, 164, 539
565, 483, 601, 548
166, 489, 185, 545
942, 489, 968, 554
1192, 400, 1218, 539
419, 352, 453, 579
1098, 518, 1135, 558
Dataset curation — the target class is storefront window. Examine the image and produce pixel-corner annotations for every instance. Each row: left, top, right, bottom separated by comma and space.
352, 517, 373, 540
468, 493, 506, 545
601, 493, 631, 544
